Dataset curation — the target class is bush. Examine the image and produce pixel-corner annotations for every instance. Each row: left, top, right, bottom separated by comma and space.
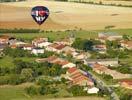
26, 86, 38, 95
68, 85, 87, 96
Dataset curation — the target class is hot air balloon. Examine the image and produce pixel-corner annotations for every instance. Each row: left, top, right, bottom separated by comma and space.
31, 6, 49, 25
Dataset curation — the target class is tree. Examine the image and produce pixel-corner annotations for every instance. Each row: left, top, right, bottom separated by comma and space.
3, 47, 31, 58
14, 60, 33, 74
21, 68, 34, 82
79, 64, 92, 71
102, 74, 113, 82
106, 40, 120, 49
39, 86, 46, 95
123, 35, 129, 40
72, 38, 94, 51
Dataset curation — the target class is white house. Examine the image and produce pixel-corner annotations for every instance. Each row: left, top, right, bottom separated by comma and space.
93, 45, 107, 54
87, 87, 99, 94
23, 44, 34, 51
32, 37, 48, 47
31, 48, 44, 55
62, 63, 76, 68
37, 42, 52, 48
46, 43, 66, 54
74, 53, 88, 60
120, 40, 132, 50
84, 58, 119, 66
98, 32, 122, 42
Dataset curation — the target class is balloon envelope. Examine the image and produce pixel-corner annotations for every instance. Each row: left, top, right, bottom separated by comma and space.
31, 6, 49, 25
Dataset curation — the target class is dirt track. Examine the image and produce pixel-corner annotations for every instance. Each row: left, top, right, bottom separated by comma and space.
0, 0, 132, 30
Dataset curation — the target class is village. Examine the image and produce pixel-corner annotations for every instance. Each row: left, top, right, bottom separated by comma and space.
0, 32, 132, 100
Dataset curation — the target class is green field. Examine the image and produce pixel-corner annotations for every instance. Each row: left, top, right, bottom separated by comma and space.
4, 30, 97, 41
1, 29, 131, 41
0, 87, 28, 100
0, 86, 106, 100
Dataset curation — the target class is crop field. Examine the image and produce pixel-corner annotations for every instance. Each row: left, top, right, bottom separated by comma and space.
0, 0, 132, 30
68, 0, 132, 6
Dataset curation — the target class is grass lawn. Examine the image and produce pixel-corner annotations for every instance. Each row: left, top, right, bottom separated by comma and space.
114, 87, 132, 97
1, 29, 131, 42
0, 56, 15, 68
0, 86, 106, 100
97, 28, 132, 36
119, 54, 132, 66
0, 87, 29, 100
4, 30, 97, 41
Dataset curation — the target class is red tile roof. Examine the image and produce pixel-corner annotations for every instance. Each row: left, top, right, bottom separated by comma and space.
32, 37, 47, 43
0, 35, 10, 39
95, 45, 106, 49
93, 63, 107, 71
68, 67, 93, 86
120, 79, 132, 85
50, 43, 66, 50
72, 75, 89, 84
67, 67, 78, 74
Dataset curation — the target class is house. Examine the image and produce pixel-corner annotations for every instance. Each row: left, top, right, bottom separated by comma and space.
87, 87, 99, 94
98, 32, 122, 42
120, 40, 132, 50
37, 42, 52, 48
8, 39, 18, 45
48, 57, 74, 68
23, 44, 34, 50
54, 38, 74, 46
62, 46, 75, 54
10, 41, 27, 49
0, 35, 14, 44
84, 58, 119, 66
39, 56, 75, 68
46, 43, 66, 53
67, 67, 79, 75
32, 37, 48, 47
73, 52, 89, 60
62, 62, 76, 68
93, 44, 107, 54
91, 63, 131, 79
92, 63, 107, 74
31, 48, 44, 55
67, 67, 94, 86
119, 79, 132, 89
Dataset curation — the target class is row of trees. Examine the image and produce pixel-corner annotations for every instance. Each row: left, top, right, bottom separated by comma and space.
3, 47, 55, 58
25, 78, 67, 96
3, 47, 32, 58
0, 28, 40, 33
69, 0, 132, 8
0, 59, 67, 85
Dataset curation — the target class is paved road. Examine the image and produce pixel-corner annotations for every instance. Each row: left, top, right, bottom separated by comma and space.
88, 71, 120, 100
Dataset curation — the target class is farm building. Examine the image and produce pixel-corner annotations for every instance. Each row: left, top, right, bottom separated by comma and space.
84, 58, 119, 66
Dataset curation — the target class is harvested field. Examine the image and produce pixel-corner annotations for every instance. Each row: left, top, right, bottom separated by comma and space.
0, 0, 132, 30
